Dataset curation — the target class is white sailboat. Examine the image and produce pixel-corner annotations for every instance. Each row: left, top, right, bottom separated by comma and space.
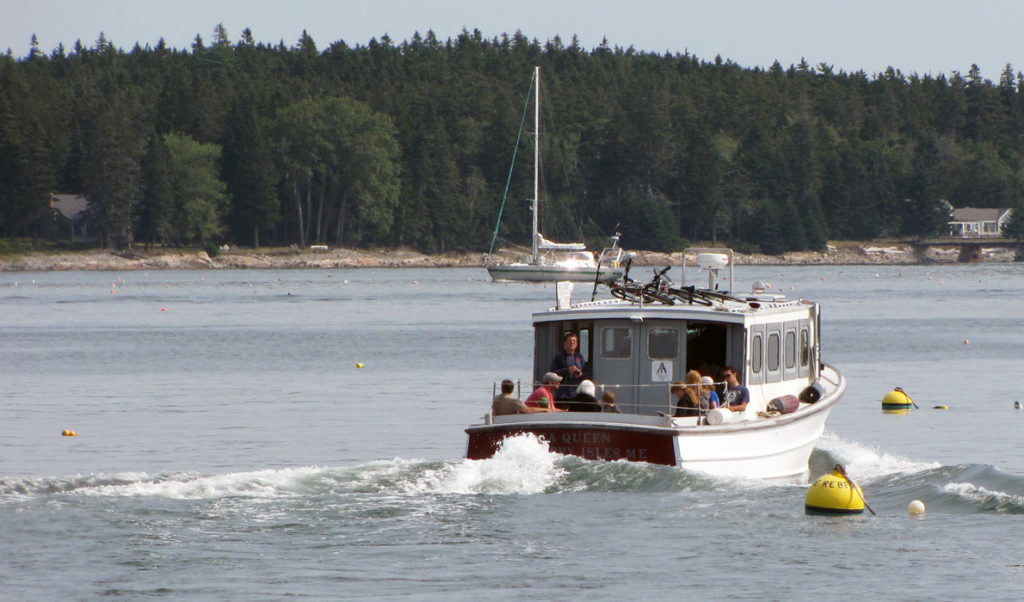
486, 67, 627, 283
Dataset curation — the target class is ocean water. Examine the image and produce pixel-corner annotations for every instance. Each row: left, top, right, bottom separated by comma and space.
2, 264, 1024, 600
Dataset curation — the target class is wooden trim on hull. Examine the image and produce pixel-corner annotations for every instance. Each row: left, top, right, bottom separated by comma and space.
466, 423, 679, 464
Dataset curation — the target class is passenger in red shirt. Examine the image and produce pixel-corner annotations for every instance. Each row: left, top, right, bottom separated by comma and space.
525, 372, 565, 411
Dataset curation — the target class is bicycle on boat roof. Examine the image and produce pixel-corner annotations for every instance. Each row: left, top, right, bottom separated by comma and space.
607, 262, 743, 306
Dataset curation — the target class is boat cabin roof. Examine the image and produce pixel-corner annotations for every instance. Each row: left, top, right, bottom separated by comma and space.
534, 290, 813, 326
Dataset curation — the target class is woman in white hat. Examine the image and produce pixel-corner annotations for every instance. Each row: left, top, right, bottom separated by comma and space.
699, 375, 720, 410
565, 379, 601, 412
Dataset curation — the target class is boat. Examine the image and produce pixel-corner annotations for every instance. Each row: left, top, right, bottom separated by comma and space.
466, 248, 846, 481
487, 234, 629, 283
485, 66, 627, 284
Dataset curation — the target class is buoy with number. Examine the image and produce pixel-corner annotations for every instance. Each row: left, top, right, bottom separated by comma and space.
805, 465, 868, 515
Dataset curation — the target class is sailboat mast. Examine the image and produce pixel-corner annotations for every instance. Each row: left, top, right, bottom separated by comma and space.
531, 65, 540, 262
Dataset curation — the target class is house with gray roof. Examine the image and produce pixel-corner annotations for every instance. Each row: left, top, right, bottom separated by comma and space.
948, 207, 1011, 237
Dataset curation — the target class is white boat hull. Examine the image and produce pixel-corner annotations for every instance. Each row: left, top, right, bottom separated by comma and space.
487, 264, 624, 283
467, 365, 845, 481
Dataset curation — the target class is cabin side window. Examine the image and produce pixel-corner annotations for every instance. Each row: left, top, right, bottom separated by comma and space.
799, 328, 810, 367
751, 333, 763, 375
785, 330, 796, 369
767, 332, 780, 372
601, 327, 632, 359
647, 328, 678, 360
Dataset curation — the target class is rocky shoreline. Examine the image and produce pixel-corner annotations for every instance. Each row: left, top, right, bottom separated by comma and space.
0, 242, 1018, 272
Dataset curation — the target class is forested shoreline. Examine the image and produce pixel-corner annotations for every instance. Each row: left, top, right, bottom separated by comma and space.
4, 26, 1024, 255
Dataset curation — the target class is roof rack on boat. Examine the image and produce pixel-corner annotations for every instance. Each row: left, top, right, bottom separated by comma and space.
600, 248, 747, 307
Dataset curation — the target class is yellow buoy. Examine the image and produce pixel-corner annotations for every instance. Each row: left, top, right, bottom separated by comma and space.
62, 429, 77, 437
933, 405, 948, 410
355, 363, 364, 368
882, 387, 914, 414
805, 466, 866, 515
908, 500, 926, 515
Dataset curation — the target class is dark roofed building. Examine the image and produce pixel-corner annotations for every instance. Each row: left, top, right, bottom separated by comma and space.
948, 207, 1011, 238
51, 193, 92, 241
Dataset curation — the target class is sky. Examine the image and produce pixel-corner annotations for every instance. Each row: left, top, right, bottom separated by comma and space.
3, 0, 1024, 80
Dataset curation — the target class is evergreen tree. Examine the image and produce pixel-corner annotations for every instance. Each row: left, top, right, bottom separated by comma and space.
80, 88, 147, 247
222, 94, 278, 247
139, 134, 173, 246
1002, 203, 1024, 242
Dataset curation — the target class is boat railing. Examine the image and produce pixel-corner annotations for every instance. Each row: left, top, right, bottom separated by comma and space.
492, 379, 727, 419
598, 381, 728, 419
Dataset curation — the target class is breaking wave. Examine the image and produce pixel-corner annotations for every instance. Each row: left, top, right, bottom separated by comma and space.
4, 433, 1023, 513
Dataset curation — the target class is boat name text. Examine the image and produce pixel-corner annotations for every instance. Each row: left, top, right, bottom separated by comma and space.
537, 431, 648, 460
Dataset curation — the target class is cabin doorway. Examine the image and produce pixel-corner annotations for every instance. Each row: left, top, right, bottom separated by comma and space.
685, 321, 729, 382
535, 320, 594, 383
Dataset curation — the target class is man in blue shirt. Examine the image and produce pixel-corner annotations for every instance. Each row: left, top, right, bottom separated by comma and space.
721, 366, 750, 412
550, 332, 585, 400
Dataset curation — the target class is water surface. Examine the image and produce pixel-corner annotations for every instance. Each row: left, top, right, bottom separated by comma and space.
2, 265, 1024, 600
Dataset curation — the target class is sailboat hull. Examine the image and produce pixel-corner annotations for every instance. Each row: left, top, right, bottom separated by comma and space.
487, 264, 624, 283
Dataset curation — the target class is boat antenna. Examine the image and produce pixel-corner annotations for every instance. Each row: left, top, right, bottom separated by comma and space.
487, 71, 536, 255
591, 255, 604, 301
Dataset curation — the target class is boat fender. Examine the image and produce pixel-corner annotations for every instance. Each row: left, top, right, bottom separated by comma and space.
799, 382, 823, 403
706, 408, 739, 425
767, 394, 800, 414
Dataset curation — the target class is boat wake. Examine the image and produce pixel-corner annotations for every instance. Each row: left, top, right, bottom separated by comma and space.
4, 433, 1024, 514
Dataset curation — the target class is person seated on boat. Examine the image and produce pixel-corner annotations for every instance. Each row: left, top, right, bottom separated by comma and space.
550, 331, 586, 400
600, 390, 621, 413
671, 371, 702, 417
564, 379, 602, 412
721, 366, 750, 412
699, 376, 720, 410
492, 379, 552, 416
525, 372, 566, 411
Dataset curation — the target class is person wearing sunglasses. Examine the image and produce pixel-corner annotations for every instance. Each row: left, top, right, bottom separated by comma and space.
721, 367, 749, 412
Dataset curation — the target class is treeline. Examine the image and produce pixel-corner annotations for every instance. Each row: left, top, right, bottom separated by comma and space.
3, 26, 1024, 254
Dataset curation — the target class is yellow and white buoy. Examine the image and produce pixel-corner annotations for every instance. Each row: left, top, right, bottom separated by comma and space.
805, 465, 868, 515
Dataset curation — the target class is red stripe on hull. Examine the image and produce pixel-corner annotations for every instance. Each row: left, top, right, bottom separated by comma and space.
466, 426, 678, 465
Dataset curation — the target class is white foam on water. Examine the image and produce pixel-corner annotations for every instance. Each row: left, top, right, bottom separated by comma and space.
2, 439, 567, 501
404, 433, 565, 495
817, 430, 940, 482
942, 481, 1024, 509
3, 467, 327, 500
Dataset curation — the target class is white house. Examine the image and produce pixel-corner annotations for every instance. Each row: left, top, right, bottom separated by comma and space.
948, 207, 1011, 237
